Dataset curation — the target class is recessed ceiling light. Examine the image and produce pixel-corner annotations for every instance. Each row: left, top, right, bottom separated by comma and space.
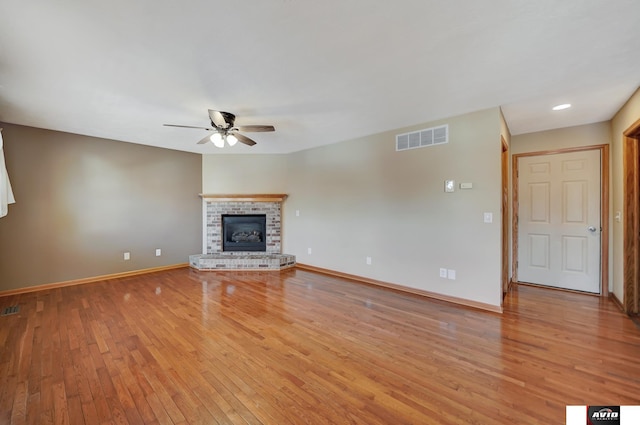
552, 103, 571, 111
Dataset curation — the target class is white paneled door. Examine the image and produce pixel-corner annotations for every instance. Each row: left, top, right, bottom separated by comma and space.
517, 149, 601, 293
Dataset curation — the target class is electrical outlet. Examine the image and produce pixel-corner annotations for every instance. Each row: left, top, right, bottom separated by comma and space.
483, 212, 493, 223
124, 252, 130, 261
155, 248, 161, 257
447, 269, 456, 280
439, 268, 447, 278
307, 247, 312, 255
366, 256, 372, 265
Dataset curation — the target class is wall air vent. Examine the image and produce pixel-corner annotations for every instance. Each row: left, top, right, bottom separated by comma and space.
396, 124, 448, 151
1, 305, 19, 316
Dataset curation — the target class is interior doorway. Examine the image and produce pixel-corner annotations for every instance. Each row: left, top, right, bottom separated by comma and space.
512, 145, 609, 295
623, 119, 640, 314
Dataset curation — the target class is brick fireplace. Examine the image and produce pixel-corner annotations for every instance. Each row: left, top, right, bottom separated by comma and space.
205, 197, 282, 254
189, 194, 295, 270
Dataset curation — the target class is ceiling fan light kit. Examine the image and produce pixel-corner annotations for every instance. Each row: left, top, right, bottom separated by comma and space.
209, 133, 224, 148
164, 109, 275, 148
226, 135, 238, 146
208, 133, 238, 148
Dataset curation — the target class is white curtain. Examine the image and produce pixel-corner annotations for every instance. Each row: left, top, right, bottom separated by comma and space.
0, 130, 15, 217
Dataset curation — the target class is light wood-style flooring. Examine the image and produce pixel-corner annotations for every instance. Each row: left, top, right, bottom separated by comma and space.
1, 268, 639, 424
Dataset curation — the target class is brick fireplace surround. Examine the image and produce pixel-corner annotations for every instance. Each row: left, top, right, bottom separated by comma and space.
189, 194, 296, 271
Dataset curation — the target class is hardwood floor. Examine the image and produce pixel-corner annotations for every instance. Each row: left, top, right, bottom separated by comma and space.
1, 268, 639, 424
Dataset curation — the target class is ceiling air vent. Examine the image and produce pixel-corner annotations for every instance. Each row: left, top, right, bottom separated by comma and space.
396, 124, 448, 152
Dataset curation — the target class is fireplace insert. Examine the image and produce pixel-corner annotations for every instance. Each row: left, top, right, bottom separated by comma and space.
221, 214, 267, 252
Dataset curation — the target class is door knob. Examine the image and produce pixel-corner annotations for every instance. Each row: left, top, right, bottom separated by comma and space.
587, 226, 597, 232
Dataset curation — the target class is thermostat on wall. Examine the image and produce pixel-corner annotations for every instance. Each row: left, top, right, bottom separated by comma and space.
444, 180, 455, 192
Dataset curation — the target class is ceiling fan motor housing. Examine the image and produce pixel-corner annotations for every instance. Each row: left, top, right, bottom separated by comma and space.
216, 111, 236, 128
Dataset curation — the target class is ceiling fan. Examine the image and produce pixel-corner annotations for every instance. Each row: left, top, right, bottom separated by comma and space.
164, 110, 275, 147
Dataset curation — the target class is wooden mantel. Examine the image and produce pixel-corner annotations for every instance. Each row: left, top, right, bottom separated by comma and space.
199, 194, 288, 202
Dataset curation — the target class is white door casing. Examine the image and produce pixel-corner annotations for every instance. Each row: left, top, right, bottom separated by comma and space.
517, 149, 601, 293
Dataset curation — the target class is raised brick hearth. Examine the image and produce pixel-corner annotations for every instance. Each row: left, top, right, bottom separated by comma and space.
189, 253, 296, 270
190, 194, 295, 271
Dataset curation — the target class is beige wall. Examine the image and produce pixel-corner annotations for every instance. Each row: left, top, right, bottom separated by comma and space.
611, 87, 640, 301
511, 121, 611, 154
264, 108, 501, 308
202, 154, 288, 194
284, 108, 503, 307
0, 124, 202, 291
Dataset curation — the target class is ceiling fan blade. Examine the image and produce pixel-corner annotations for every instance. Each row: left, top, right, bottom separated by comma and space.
236, 125, 275, 132
164, 124, 214, 131
208, 110, 228, 128
234, 133, 257, 146
197, 134, 213, 144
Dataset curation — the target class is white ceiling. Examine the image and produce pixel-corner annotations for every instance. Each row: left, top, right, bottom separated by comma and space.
0, 0, 638, 154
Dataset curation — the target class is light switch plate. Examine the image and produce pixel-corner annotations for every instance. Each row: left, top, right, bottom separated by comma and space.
483, 212, 493, 223
444, 180, 455, 193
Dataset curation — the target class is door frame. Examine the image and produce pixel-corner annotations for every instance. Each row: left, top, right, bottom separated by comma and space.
512, 144, 609, 295
501, 137, 510, 298
623, 118, 640, 314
